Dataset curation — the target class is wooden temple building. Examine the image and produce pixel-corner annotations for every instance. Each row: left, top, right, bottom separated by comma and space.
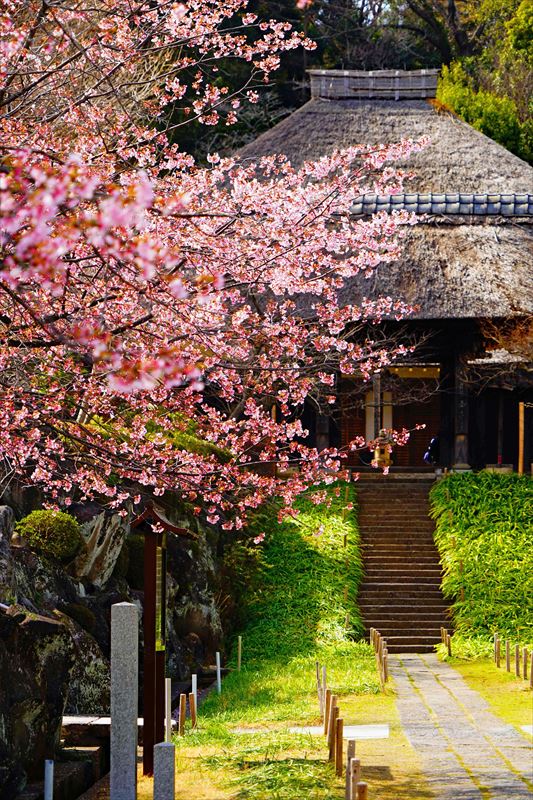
239, 69, 533, 472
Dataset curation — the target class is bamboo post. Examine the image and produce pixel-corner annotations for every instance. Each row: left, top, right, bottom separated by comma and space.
216, 651, 222, 693
506, 640, 511, 672
515, 643, 520, 677
345, 741, 356, 799
178, 693, 186, 736
324, 689, 332, 735
237, 636, 242, 672
356, 782, 368, 800
518, 401, 525, 475
335, 717, 344, 777
441, 627, 446, 645
322, 666, 327, 695
383, 646, 388, 683
493, 633, 498, 663
350, 759, 361, 799
446, 632, 452, 658
189, 692, 197, 729
495, 636, 501, 668
165, 678, 172, 743
328, 707, 339, 761
523, 648, 528, 681
44, 760, 54, 800
345, 612, 350, 629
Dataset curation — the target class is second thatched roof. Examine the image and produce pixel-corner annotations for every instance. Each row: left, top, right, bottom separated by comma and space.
238, 78, 533, 320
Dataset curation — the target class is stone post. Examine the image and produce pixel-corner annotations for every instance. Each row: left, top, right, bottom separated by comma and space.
153, 742, 175, 800
110, 602, 139, 800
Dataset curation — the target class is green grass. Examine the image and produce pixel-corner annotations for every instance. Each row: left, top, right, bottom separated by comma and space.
430, 472, 533, 639
147, 482, 433, 799
439, 657, 532, 738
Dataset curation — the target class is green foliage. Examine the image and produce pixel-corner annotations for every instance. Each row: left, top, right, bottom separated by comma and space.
237, 481, 364, 664
430, 473, 533, 639
15, 510, 83, 561
436, 633, 494, 662
437, 63, 529, 160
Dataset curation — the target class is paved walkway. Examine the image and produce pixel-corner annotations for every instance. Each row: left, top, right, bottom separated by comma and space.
390, 654, 533, 799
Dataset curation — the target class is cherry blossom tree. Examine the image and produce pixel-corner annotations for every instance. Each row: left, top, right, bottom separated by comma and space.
0, 1, 425, 525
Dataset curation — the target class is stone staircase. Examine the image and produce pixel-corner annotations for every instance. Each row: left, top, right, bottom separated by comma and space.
357, 476, 452, 653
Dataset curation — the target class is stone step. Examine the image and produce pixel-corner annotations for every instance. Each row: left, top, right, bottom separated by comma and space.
361, 604, 447, 628
359, 587, 444, 597
385, 643, 438, 653
364, 568, 442, 576
363, 557, 441, 566
366, 620, 446, 639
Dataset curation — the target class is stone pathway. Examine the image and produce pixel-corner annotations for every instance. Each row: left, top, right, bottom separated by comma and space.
390, 653, 533, 799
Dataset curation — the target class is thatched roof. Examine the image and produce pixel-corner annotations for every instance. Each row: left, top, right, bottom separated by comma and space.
238, 97, 533, 193
238, 78, 533, 320
338, 224, 533, 319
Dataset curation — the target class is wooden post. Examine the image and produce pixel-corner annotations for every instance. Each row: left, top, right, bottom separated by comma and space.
350, 759, 361, 799
506, 640, 511, 672
324, 689, 332, 735
328, 707, 339, 761
345, 612, 350, 629
518, 401, 525, 475
237, 636, 242, 672
515, 644, 520, 677
178, 693, 186, 736
446, 632, 452, 658
335, 718, 344, 777
530, 653, 533, 689
345, 741, 355, 799
356, 782, 368, 800
322, 666, 327, 696
383, 647, 388, 683
189, 692, 197, 729
344, 585, 348, 602
496, 637, 501, 668
523, 648, 528, 681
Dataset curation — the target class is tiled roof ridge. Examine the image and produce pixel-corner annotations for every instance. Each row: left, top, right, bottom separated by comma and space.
350, 192, 533, 217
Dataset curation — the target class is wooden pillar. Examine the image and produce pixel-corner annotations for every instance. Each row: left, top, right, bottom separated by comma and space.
518, 401, 525, 475
316, 413, 330, 452
453, 356, 471, 470
143, 531, 157, 776
373, 372, 381, 438
439, 356, 454, 469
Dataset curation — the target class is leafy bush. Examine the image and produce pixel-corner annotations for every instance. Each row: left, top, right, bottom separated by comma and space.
239, 481, 364, 663
15, 510, 83, 561
437, 63, 529, 160
430, 473, 533, 640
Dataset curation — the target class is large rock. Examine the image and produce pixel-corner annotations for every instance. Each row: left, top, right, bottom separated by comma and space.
59, 613, 110, 715
164, 514, 223, 679
0, 506, 14, 602
0, 606, 74, 797
70, 502, 131, 588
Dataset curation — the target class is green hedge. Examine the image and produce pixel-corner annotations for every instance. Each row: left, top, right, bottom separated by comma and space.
437, 63, 532, 163
430, 473, 533, 640
241, 481, 364, 663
